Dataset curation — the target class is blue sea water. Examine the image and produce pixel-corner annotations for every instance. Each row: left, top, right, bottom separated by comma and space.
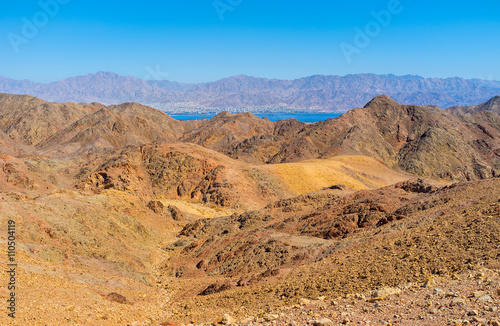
171, 113, 342, 123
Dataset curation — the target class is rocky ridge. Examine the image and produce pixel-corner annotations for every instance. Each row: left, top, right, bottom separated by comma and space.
0, 92, 499, 325
2, 72, 500, 112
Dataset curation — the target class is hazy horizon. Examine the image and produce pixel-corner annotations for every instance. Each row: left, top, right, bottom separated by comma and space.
2, 0, 499, 83
2, 71, 500, 85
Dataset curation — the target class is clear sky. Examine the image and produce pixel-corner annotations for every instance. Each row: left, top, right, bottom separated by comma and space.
1, 0, 499, 83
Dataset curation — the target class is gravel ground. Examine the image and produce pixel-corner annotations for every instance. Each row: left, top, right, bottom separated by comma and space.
169, 268, 499, 326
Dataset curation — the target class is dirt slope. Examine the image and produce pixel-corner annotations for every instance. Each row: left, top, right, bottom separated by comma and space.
0, 93, 101, 146
216, 95, 500, 181
37, 102, 194, 155
0, 93, 499, 325
449, 95, 500, 114
169, 178, 500, 323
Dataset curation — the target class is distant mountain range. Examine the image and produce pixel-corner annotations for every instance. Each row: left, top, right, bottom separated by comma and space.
1, 71, 499, 113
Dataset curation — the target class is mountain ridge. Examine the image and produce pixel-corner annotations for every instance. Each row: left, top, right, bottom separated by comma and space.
1, 92, 500, 324
449, 95, 500, 114
1, 92, 499, 183
1, 72, 499, 113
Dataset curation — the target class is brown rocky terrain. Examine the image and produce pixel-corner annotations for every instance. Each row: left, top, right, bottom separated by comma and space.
2, 93, 499, 182
217, 96, 500, 182
167, 178, 500, 324
36, 102, 196, 156
75, 143, 295, 210
449, 96, 500, 115
0, 131, 26, 156
0, 93, 102, 146
180, 112, 275, 155
0, 92, 499, 325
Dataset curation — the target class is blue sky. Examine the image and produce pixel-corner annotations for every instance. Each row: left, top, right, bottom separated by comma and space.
1, 0, 499, 83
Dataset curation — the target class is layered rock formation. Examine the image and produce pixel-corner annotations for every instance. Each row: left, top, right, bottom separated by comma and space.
0, 92, 499, 325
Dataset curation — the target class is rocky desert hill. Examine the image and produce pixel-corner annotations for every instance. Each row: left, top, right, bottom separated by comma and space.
36, 102, 194, 155
0, 129, 26, 156
167, 178, 500, 323
201, 95, 500, 182
0, 92, 499, 325
180, 112, 275, 154
0, 93, 102, 146
449, 96, 500, 115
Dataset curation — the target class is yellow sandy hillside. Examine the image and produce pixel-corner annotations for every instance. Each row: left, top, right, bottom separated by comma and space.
266, 155, 409, 195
